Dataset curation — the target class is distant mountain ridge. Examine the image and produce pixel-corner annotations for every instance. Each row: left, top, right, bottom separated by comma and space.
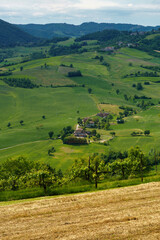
17, 22, 160, 39
0, 19, 38, 47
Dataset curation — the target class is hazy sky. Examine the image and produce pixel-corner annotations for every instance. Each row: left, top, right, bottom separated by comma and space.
0, 0, 160, 26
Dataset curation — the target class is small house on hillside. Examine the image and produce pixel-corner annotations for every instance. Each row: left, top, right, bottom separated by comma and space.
103, 47, 115, 52
74, 128, 87, 138
97, 112, 109, 118
86, 121, 95, 128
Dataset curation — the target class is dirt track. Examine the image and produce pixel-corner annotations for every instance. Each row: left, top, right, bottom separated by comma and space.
1, 182, 160, 240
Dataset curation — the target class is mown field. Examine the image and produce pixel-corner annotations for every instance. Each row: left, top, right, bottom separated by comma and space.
1, 182, 160, 240
0, 41, 160, 171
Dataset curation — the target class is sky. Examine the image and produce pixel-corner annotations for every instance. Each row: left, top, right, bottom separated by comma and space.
0, 0, 159, 26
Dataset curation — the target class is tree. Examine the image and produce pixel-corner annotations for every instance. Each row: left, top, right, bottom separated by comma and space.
20, 66, 23, 71
110, 132, 116, 137
48, 147, 56, 156
105, 122, 110, 130
70, 154, 107, 188
88, 88, 92, 94
7, 122, 11, 128
116, 89, 120, 94
42, 115, 46, 119
109, 158, 131, 179
48, 131, 54, 139
89, 154, 107, 188
99, 56, 104, 62
20, 120, 24, 125
137, 83, 143, 90
144, 130, 150, 136
128, 146, 150, 182
77, 117, 82, 125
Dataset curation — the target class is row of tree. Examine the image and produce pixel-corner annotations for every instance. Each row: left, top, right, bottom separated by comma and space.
0, 146, 159, 192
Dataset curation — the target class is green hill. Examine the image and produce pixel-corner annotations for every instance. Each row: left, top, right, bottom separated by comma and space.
0, 42, 160, 168
0, 19, 38, 47
16, 22, 160, 39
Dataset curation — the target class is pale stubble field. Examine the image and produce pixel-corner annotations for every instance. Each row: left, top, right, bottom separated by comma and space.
0, 182, 160, 240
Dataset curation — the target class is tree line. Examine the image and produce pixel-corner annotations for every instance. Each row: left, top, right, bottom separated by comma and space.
0, 146, 159, 195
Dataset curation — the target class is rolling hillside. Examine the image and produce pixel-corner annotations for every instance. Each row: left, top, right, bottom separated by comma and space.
17, 22, 160, 39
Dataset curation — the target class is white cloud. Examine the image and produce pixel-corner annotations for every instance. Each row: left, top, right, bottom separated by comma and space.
0, 0, 159, 25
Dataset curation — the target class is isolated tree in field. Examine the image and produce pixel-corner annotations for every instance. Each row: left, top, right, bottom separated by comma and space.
88, 88, 92, 94
42, 115, 46, 119
116, 89, 120, 94
48, 147, 56, 156
20, 120, 24, 125
99, 56, 104, 62
20, 66, 23, 71
144, 130, 150, 136
7, 122, 11, 128
110, 132, 116, 137
48, 131, 54, 139
136, 83, 143, 90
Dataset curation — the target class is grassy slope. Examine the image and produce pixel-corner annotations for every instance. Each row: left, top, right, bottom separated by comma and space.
0, 45, 160, 170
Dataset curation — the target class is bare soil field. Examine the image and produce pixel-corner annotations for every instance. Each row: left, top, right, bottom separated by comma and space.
0, 182, 160, 240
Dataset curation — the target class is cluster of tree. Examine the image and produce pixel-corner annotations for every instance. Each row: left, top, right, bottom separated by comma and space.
49, 42, 87, 56
144, 81, 150, 85
0, 146, 159, 194
50, 84, 81, 88
63, 136, 88, 145
133, 94, 152, 100
67, 70, 82, 77
75, 29, 146, 46
136, 100, 155, 110
94, 55, 104, 62
2, 77, 38, 89
60, 63, 73, 68
70, 146, 152, 188
132, 82, 143, 90
0, 71, 12, 76
30, 52, 46, 60
136, 35, 160, 56
140, 65, 160, 72
60, 126, 74, 141
119, 106, 136, 117
124, 71, 159, 78
131, 130, 150, 136
0, 157, 63, 192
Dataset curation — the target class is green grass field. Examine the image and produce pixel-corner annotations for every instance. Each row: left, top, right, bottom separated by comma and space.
0, 45, 160, 171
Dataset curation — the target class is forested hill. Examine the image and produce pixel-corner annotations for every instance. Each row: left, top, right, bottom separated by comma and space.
0, 19, 38, 47
75, 29, 146, 44
16, 22, 160, 39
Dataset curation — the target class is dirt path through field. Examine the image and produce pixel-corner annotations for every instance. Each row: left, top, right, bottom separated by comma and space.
1, 182, 160, 240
